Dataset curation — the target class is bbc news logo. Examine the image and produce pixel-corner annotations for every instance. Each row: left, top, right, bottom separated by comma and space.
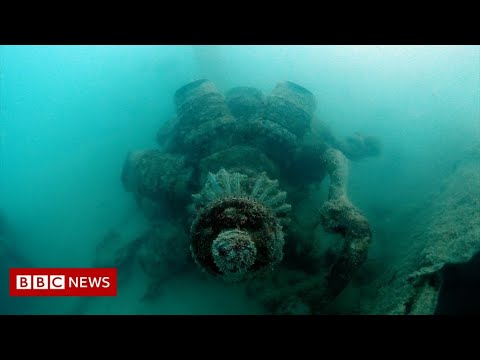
9, 268, 117, 296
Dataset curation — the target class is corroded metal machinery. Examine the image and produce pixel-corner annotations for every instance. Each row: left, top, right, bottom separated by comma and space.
110, 79, 381, 313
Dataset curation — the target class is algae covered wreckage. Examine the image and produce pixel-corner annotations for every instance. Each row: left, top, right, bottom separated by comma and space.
96, 79, 386, 313
363, 143, 480, 315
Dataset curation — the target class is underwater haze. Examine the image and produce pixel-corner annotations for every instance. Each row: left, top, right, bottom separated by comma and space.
0, 45, 479, 315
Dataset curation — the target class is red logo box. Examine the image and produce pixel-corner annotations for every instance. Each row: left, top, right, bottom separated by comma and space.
9, 268, 117, 296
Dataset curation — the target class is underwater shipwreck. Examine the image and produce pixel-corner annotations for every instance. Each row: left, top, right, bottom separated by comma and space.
93, 79, 480, 314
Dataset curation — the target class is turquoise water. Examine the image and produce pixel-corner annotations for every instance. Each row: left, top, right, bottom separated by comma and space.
0, 45, 479, 314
